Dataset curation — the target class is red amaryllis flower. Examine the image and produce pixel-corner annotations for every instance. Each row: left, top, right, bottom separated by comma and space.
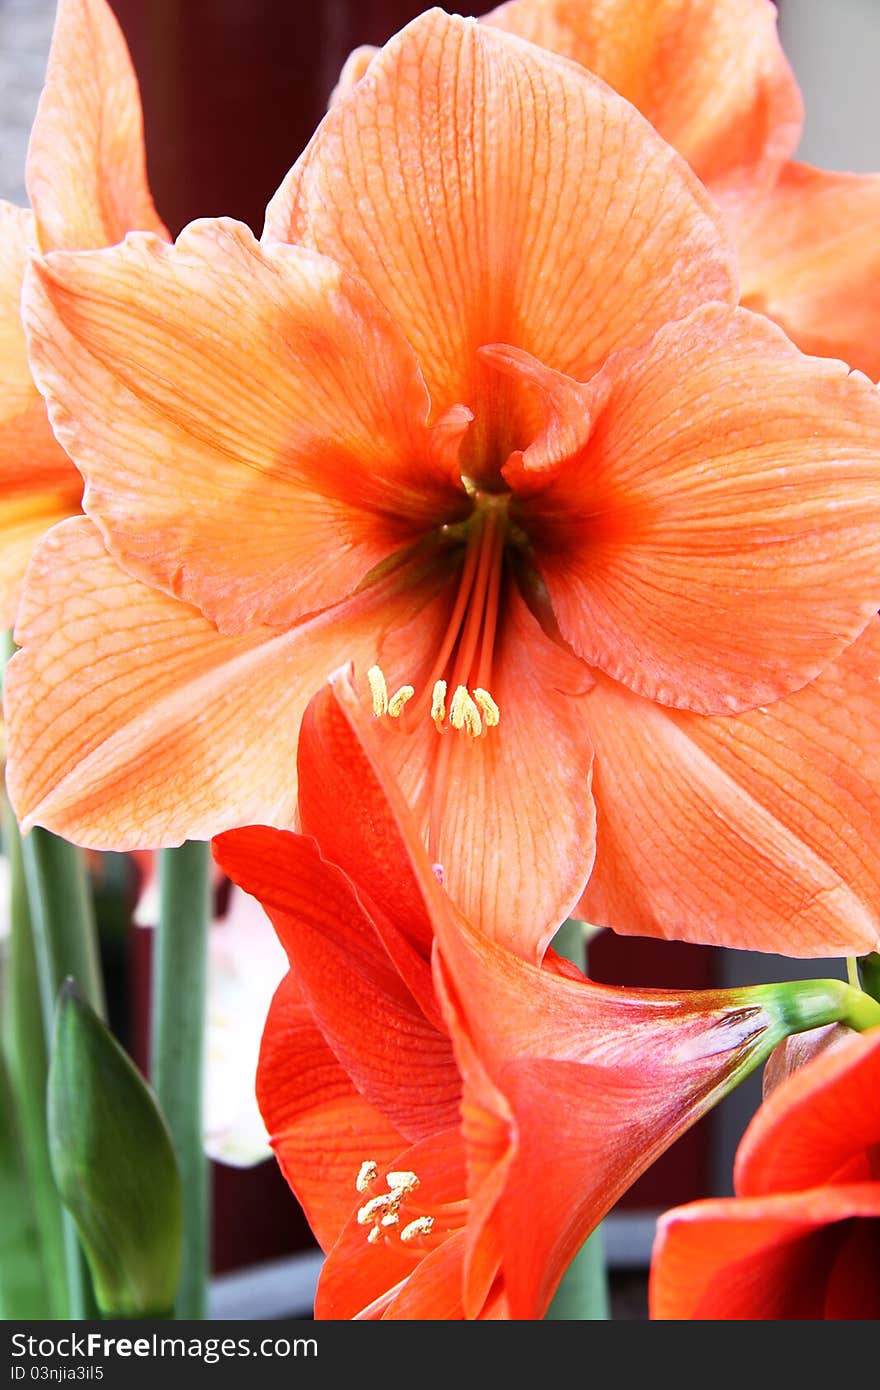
0, 0, 167, 626
8, 9, 880, 960
213, 669, 871, 1319
650, 1023, 880, 1319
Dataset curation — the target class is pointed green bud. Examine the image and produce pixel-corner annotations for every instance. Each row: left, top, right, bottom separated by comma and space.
48, 980, 182, 1318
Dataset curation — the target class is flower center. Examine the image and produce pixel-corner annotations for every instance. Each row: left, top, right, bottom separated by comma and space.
368, 494, 508, 738
355, 1162, 435, 1247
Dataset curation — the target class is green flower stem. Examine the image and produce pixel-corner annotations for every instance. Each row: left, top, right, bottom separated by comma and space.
1, 800, 67, 1318
838, 979, 880, 1031
20, 829, 106, 1033
546, 919, 610, 1322
846, 957, 860, 990
19, 826, 105, 1320
150, 841, 212, 1320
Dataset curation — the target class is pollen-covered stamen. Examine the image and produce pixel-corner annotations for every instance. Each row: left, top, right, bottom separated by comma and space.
387, 684, 414, 718
431, 680, 447, 730
357, 1192, 399, 1225
385, 1170, 419, 1194
449, 685, 482, 737
473, 688, 500, 727
359, 1167, 433, 1247
400, 1217, 435, 1243
367, 666, 388, 717
368, 665, 415, 721
356, 1160, 379, 1194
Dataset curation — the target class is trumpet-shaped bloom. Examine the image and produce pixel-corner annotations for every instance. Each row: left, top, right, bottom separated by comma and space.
214, 670, 872, 1319
650, 1024, 880, 1319
8, 10, 880, 959
0, 0, 167, 626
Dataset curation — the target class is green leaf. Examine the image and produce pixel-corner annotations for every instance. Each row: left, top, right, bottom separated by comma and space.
48, 980, 182, 1318
0, 1051, 48, 1318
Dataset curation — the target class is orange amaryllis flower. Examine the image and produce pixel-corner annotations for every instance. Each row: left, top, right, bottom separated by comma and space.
650, 1023, 880, 1319
0, 0, 167, 627
342, 1, 880, 378
8, 10, 880, 960
213, 670, 873, 1320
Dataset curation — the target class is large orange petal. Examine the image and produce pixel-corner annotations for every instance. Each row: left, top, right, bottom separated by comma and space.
738, 162, 880, 381
485, 0, 801, 211
526, 304, 880, 714
25, 0, 167, 251
23, 219, 469, 635
315, 1129, 467, 1320
379, 580, 596, 963
266, 9, 735, 421
213, 826, 460, 1143
256, 972, 407, 1252
2, 518, 434, 847
734, 1028, 880, 1198
650, 1185, 880, 1319
577, 623, 880, 956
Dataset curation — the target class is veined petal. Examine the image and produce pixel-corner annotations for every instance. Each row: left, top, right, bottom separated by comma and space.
738, 162, 880, 380
485, 0, 801, 211
25, 0, 167, 251
734, 1028, 880, 1198
266, 9, 736, 417
315, 1129, 467, 1320
527, 304, 880, 714
2, 518, 432, 847
381, 580, 596, 963
577, 623, 880, 956
257, 972, 407, 1252
650, 1184, 880, 1319
23, 219, 469, 634
213, 826, 461, 1143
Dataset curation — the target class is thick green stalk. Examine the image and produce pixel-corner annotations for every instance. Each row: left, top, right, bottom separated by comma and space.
18, 825, 104, 1320
20, 829, 106, 1032
1, 804, 68, 1317
546, 919, 610, 1321
150, 841, 211, 1319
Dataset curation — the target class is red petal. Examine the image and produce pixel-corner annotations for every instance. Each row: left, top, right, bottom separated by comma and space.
256, 973, 406, 1251
735, 1028, 880, 1198
651, 1185, 880, 1319
213, 826, 460, 1144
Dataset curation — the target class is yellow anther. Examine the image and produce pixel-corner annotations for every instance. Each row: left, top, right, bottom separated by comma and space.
380, 1210, 400, 1228
356, 1160, 379, 1194
473, 688, 500, 727
449, 686, 482, 737
431, 679, 447, 730
367, 1225, 382, 1245
367, 665, 388, 718
385, 1170, 419, 1195
400, 1217, 435, 1243
387, 684, 415, 718
357, 1192, 396, 1225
